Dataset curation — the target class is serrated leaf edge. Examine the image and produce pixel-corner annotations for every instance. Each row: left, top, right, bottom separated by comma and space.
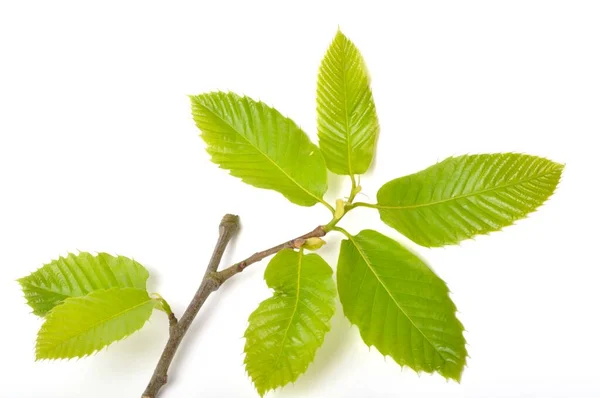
35, 287, 155, 360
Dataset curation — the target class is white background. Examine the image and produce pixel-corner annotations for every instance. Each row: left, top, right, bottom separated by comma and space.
1, 1, 599, 397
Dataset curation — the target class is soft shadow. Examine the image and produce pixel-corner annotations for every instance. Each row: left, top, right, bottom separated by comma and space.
276, 299, 353, 397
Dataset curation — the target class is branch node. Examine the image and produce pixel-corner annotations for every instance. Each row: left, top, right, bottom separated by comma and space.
167, 313, 178, 332
292, 238, 306, 249
219, 214, 240, 234
315, 225, 326, 236
205, 274, 222, 292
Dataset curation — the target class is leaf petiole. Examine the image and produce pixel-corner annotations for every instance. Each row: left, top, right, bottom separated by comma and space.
331, 226, 352, 239
319, 199, 336, 215
348, 201, 379, 209
151, 293, 174, 316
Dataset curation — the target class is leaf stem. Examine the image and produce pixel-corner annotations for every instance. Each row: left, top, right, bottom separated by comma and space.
319, 199, 336, 215
349, 201, 379, 209
349, 174, 358, 199
332, 226, 352, 239
347, 174, 363, 204
151, 294, 177, 331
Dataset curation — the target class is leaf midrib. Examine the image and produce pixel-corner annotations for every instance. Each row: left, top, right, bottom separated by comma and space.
44, 292, 152, 354
20, 280, 73, 299
339, 36, 354, 176
197, 99, 322, 205
345, 235, 446, 362
21, 256, 147, 300
377, 167, 561, 210
271, 251, 303, 373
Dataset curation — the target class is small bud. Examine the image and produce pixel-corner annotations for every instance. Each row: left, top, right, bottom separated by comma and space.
335, 199, 345, 219
303, 237, 326, 251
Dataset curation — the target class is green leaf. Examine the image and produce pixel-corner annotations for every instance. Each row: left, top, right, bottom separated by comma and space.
36, 287, 154, 359
375, 153, 564, 247
337, 230, 466, 381
190, 92, 328, 207
18, 252, 149, 316
244, 249, 336, 396
317, 30, 379, 175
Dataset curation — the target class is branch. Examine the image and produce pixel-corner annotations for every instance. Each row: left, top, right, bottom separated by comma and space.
142, 214, 239, 398
141, 216, 328, 398
216, 225, 326, 282
206, 214, 240, 275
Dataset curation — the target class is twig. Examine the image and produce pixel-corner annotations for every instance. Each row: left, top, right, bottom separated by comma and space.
142, 214, 239, 398
205, 214, 240, 275
216, 225, 326, 283
141, 216, 328, 398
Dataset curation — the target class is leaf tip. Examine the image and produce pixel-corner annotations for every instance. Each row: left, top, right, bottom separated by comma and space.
16, 276, 27, 288
448, 373, 463, 383
250, 378, 267, 398
334, 27, 350, 43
